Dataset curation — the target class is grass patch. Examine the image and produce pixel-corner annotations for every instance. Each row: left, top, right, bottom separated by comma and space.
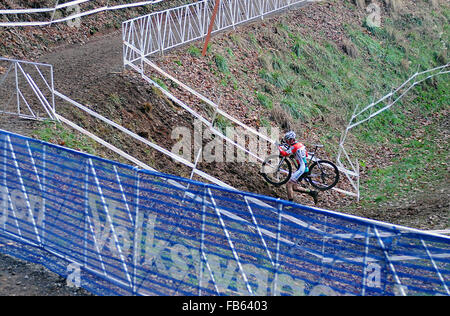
34, 120, 96, 154
188, 45, 201, 57
215, 54, 229, 73
152, 77, 169, 91
109, 93, 123, 106
256, 92, 273, 109
360, 78, 449, 202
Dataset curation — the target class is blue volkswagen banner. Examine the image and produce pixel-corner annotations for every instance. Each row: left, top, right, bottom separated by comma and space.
0, 129, 449, 296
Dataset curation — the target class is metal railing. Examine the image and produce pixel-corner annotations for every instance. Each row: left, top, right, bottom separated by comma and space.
0, 58, 57, 121
0, 0, 166, 27
123, 0, 315, 59
337, 63, 450, 200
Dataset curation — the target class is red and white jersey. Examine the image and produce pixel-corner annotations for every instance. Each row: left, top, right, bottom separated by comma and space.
280, 142, 307, 165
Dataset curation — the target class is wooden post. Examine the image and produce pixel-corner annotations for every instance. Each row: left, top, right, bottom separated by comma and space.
202, 0, 221, 56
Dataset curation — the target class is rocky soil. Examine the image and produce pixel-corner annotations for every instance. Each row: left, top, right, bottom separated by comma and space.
0, 252, 91, 296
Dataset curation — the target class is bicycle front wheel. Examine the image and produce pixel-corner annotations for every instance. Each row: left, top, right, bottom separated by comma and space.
261, 155, 292, 186
307, 160, 340, 191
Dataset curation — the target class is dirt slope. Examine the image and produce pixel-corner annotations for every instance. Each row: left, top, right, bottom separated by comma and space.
0, 252, 91, 296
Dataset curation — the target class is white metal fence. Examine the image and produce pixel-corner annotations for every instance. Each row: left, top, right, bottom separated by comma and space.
0, 57, 278, 204
0, 58, 57, 121
123, 0, 316, 60
337, 63, 450, 200
0, 0, 165, 27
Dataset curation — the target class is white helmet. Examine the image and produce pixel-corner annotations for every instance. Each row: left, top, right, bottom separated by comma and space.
284, 131, 296, 145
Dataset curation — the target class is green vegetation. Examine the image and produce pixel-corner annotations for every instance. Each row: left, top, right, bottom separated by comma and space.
188, 45, 201, 57
215, 54, 229, 74
360, 79, 449, 203
256, 92, 273, 109
33, 120, 96, 154
152, 77, 169, 91
213, 114, 231, 134
109, 93, 123, 106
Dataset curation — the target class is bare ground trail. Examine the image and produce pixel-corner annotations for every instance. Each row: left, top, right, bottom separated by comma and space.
0, 29, 124, 136
39, 30, 124, 96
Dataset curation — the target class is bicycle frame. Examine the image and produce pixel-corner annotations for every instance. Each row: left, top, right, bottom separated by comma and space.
265, 142, 339, 190
278, 142, 320, 173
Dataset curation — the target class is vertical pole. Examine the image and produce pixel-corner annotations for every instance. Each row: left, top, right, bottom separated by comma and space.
122, 21, 127, 68
2, 136, 22, 238
14, 62, 20, 115
361, 226, 371, 296
132, 169, 140, 295
26, 140, 46, 246
7, 135, 42, 245
42, 136, 47, 247
84, 160, 88, 269
202, 0, 221, 56
199, 187, 222, 296
3, 135, 17, 237
50, 65, 55, 113
158, 14, 164, 56
2, 134, 7, 231
319, 215, 328, 281
140, 20, 146, 74
231, 0, 236, 30
198, 186, 206, 296
261, 0, 265, 20
272, 201, 283, 296
356, 160, 360, 202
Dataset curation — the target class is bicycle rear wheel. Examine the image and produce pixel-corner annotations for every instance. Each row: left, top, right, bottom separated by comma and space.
307, 160, 340, 191
261, 155, 292, 186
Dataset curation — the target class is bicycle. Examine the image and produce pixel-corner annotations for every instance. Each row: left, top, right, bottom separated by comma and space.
261, 141, 340, 191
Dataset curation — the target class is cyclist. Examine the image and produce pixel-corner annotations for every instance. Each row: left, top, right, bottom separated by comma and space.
280, 131, 319, 204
